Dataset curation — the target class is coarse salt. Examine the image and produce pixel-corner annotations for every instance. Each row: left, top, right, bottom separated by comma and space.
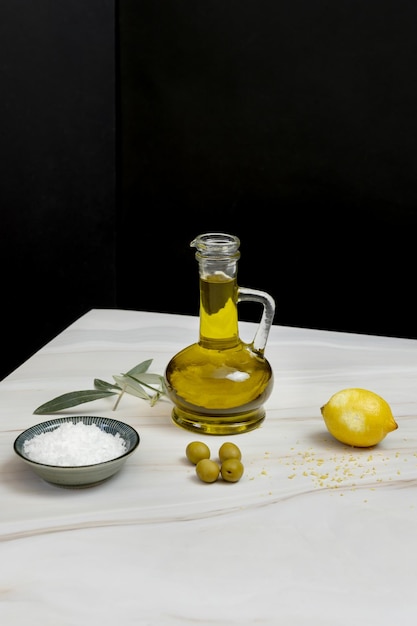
23, 422, 127, 466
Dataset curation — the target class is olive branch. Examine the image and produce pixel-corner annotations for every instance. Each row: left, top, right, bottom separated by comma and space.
34, 359, 167, 415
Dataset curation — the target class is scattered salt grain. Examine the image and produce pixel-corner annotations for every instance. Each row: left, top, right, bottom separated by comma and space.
23, 422, 127, 466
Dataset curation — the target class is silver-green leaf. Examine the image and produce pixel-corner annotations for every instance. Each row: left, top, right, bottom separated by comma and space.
112, 375, 152, 400
125, 359, 153, 376
34, 390, 118, 415
33, 359, 166, 415
94, 378, 121, 391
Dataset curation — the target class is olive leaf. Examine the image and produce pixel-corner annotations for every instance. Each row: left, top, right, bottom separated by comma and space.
33, 389, 118, 415
33, 359, 166, 415
112, 375, 153, 401
94, 378, 121, 391
125, 359, 153, 376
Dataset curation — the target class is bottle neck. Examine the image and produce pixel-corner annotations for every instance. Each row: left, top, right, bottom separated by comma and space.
198, 273, 240, 348
191, 233, 241, 348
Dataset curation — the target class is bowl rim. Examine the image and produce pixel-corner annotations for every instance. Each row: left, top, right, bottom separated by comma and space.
13, 415, 140, 469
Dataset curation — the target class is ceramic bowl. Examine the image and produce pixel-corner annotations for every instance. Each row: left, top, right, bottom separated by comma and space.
13, 416, 140, 488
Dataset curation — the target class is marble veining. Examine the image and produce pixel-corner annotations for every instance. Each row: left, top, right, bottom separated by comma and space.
1, 309, 417, 625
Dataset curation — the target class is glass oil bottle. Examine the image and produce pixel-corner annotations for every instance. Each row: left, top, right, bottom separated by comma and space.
164, 233, 275, 435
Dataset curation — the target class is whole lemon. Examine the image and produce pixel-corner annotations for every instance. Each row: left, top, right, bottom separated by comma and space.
320, 388, 398, 447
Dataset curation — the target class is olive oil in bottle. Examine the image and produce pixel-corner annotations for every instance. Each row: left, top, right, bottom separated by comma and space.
164, 233, 275, 435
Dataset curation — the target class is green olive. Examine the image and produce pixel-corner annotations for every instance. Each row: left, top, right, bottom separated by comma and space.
218, 442, 242, 463
195, 459, 220, 483
186, 441, 210, 465
220, 458, 244, 483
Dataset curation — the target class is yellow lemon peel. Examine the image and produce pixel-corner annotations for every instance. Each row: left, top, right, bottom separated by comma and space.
320, 388, 398, 447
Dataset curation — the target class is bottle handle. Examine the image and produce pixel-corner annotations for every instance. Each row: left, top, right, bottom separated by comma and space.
238, 287, 275, 354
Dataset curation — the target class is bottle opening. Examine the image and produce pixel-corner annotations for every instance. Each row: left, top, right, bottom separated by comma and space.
190, 233, 240, 258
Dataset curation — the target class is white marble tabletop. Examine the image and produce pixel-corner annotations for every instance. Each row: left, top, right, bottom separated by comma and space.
1, 309, 417, 625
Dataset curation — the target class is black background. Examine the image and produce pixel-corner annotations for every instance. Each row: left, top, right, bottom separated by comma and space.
1, 1, 116, 379
1, 0, 417, 380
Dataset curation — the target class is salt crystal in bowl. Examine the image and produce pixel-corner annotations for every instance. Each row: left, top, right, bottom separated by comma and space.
13, 416, 140, 488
